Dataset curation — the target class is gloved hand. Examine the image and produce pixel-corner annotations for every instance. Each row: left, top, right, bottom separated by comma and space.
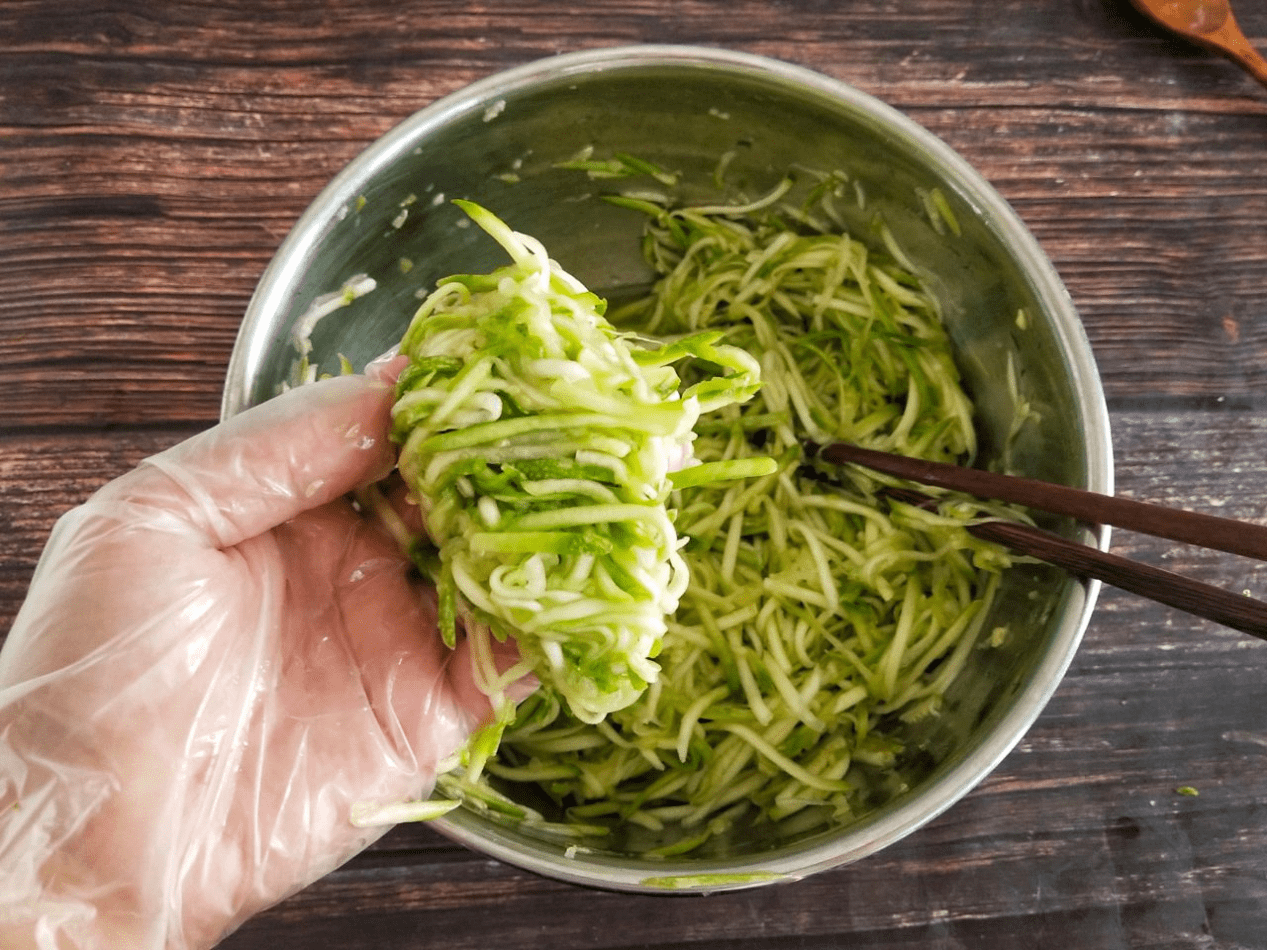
0, 368, 528, 949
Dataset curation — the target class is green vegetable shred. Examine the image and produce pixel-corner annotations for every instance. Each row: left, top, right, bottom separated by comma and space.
392, 201, 762, 749
432, 172, 1024, 851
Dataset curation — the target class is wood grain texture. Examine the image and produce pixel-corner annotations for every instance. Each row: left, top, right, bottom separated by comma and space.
3, 0, 1267, 946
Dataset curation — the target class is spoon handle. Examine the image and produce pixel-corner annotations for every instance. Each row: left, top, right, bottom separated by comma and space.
817, 441, 1267, 560
1218, 24, 1267, 87
1131, 0, 1267, 89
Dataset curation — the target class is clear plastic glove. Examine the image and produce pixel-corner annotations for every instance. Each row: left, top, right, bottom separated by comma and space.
0, 369, 527, 949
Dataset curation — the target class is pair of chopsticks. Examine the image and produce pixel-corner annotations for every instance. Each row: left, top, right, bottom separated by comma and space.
815, 442, 1267, 640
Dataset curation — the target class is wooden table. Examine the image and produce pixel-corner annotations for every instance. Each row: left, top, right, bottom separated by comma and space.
4, 1, 1267, 946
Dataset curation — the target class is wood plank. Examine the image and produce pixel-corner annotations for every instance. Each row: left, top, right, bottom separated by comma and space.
4, 408, 1266, 629
3, 3, 1267, 428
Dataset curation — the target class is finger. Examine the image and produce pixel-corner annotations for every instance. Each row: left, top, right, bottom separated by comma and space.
96, 375, 399, 550
365, 349, 408, 383
380, 472, 426, 538
447, 630, 540, 714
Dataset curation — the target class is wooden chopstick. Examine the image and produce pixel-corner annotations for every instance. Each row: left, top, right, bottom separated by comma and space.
818, 441, 1267, 560
816, 442, 1267, 640
881, 486, 1267, 640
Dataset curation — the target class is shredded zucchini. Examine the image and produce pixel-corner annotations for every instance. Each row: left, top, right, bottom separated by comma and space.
446, 174, 1022, 849
392, 201, 763, 740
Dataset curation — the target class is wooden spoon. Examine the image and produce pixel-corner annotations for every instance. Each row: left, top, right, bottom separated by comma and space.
1129, 0, 1267, 88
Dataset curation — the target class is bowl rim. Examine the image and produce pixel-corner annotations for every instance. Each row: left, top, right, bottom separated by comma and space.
222, 43, 1113, 893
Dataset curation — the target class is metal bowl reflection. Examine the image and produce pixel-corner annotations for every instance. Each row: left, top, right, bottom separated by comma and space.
223, 45, 1111, 894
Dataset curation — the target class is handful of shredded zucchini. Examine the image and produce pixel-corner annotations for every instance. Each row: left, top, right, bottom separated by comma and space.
444, 173, 1023, 851
392, 201, 764, 732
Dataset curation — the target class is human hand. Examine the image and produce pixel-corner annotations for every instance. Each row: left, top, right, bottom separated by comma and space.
0, 369, 527, 949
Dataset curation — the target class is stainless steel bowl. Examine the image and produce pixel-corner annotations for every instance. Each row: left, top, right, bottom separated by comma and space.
223, 45, 1111, 893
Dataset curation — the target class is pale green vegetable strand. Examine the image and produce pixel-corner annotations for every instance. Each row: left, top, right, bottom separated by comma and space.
449, 176, 1021, 849
392, 201, 764, 748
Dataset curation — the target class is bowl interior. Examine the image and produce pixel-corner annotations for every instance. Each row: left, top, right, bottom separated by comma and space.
223, 47, 1110, 892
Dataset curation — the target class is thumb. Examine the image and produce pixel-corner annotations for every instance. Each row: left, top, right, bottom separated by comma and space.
97, 375, 399, 550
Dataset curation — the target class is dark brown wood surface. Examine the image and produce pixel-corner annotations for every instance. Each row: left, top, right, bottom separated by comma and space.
4, 1, 1267, 947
